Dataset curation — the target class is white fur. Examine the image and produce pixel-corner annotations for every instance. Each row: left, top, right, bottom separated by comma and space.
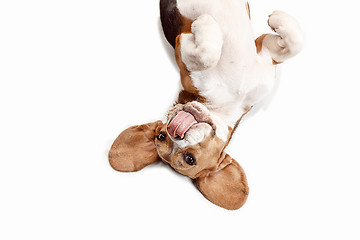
170, 122, 213, 149
177, 0, 304, 127
211, 113, 229, 142
263, 11, 305, 62
187, 101, 229, 142
180, 14, 223, 71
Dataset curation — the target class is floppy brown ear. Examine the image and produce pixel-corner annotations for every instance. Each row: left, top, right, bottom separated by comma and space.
109, 120, 162, 172
195, 154, 249, 210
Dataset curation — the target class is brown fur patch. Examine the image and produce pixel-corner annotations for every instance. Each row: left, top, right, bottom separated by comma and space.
160, 0, 181, 48
246, 2, 251, 20
226, 106, 252, 147
255, 34, 283, 65
196, 156, 249, 210
272, 59, 282, 65
109, 121, 162, 172
177, 90, 207, 104
160, 0, 192, 48
160, 0, 201, 104
255, 34, 268, 54
175, 34, 207, 104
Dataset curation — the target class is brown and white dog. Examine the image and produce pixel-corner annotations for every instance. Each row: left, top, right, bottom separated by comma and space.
109, 0, 304, 210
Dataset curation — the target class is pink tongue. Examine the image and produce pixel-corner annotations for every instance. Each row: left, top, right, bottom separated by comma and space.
168, 111, 198, 138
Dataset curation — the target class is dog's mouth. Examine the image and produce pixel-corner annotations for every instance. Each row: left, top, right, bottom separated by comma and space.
167, 102, 215, 140
168, 111, 198, 139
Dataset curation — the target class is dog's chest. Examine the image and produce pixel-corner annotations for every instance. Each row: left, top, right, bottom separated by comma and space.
178, 0, 276, 126
192, 60, 275, 125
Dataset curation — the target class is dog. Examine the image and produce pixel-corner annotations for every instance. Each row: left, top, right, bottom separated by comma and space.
109, 0, 304, 210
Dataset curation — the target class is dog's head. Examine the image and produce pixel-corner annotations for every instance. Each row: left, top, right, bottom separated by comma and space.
156, 101, 231, 178
109, 101, 249, 210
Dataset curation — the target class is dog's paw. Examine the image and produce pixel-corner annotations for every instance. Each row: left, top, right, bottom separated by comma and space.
191, 14, 222, 40
267, 10, 304, 55
268, 11, 302, 39
180, 14, 223, 71
191, 14, 223, 69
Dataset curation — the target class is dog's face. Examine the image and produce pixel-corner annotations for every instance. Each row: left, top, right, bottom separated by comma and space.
109, 100, 249, 210
155, 101, 230, 178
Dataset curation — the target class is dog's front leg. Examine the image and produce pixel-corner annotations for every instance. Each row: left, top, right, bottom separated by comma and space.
179, 14, 223, 72
256, 11, 304, 64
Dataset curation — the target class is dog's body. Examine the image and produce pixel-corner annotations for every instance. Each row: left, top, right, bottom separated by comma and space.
161, 0, 303, 127
109, 0, 304, 210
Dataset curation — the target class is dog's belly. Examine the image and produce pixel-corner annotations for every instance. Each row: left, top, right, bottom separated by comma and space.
191, 60, 275, 126
177, 0, 275, 126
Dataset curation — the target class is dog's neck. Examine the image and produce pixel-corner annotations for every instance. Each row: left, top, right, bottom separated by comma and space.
176, 89, 250, 132
177, 90, 206, 105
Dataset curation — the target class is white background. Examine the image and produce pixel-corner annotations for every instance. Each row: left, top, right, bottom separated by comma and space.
1, 0, 359, 239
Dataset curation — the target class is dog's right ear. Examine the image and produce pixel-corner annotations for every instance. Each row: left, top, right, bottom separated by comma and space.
195, 153, 249, 210
109, 120, 163, 172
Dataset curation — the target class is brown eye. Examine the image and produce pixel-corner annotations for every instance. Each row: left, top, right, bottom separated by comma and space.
184, 153, 196, 166
156, 131, 167, 142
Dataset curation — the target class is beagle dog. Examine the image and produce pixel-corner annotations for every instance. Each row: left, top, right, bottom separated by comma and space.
109, 0, 304, 210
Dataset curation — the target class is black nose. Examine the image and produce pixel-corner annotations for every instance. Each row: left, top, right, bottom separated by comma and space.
174, 136, 183, 140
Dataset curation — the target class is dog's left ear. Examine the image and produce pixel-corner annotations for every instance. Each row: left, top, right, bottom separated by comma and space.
195, 153, 249, 210
109, 120, 163, 172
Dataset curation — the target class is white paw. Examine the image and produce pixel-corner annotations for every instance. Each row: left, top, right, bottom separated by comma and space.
191, 14, 222, 41
268, 10, 304, 57
268, 11, 299, 37
180, 14, 223, 71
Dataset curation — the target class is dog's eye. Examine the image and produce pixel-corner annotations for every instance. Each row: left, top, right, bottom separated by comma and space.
184, 153, 196, 166
156, 131, 167, 142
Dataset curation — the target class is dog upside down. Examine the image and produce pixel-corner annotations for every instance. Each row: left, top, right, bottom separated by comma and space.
109, 0, 304, 210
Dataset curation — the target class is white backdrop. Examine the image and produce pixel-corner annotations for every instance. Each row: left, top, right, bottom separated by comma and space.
1, 0, 359, 239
